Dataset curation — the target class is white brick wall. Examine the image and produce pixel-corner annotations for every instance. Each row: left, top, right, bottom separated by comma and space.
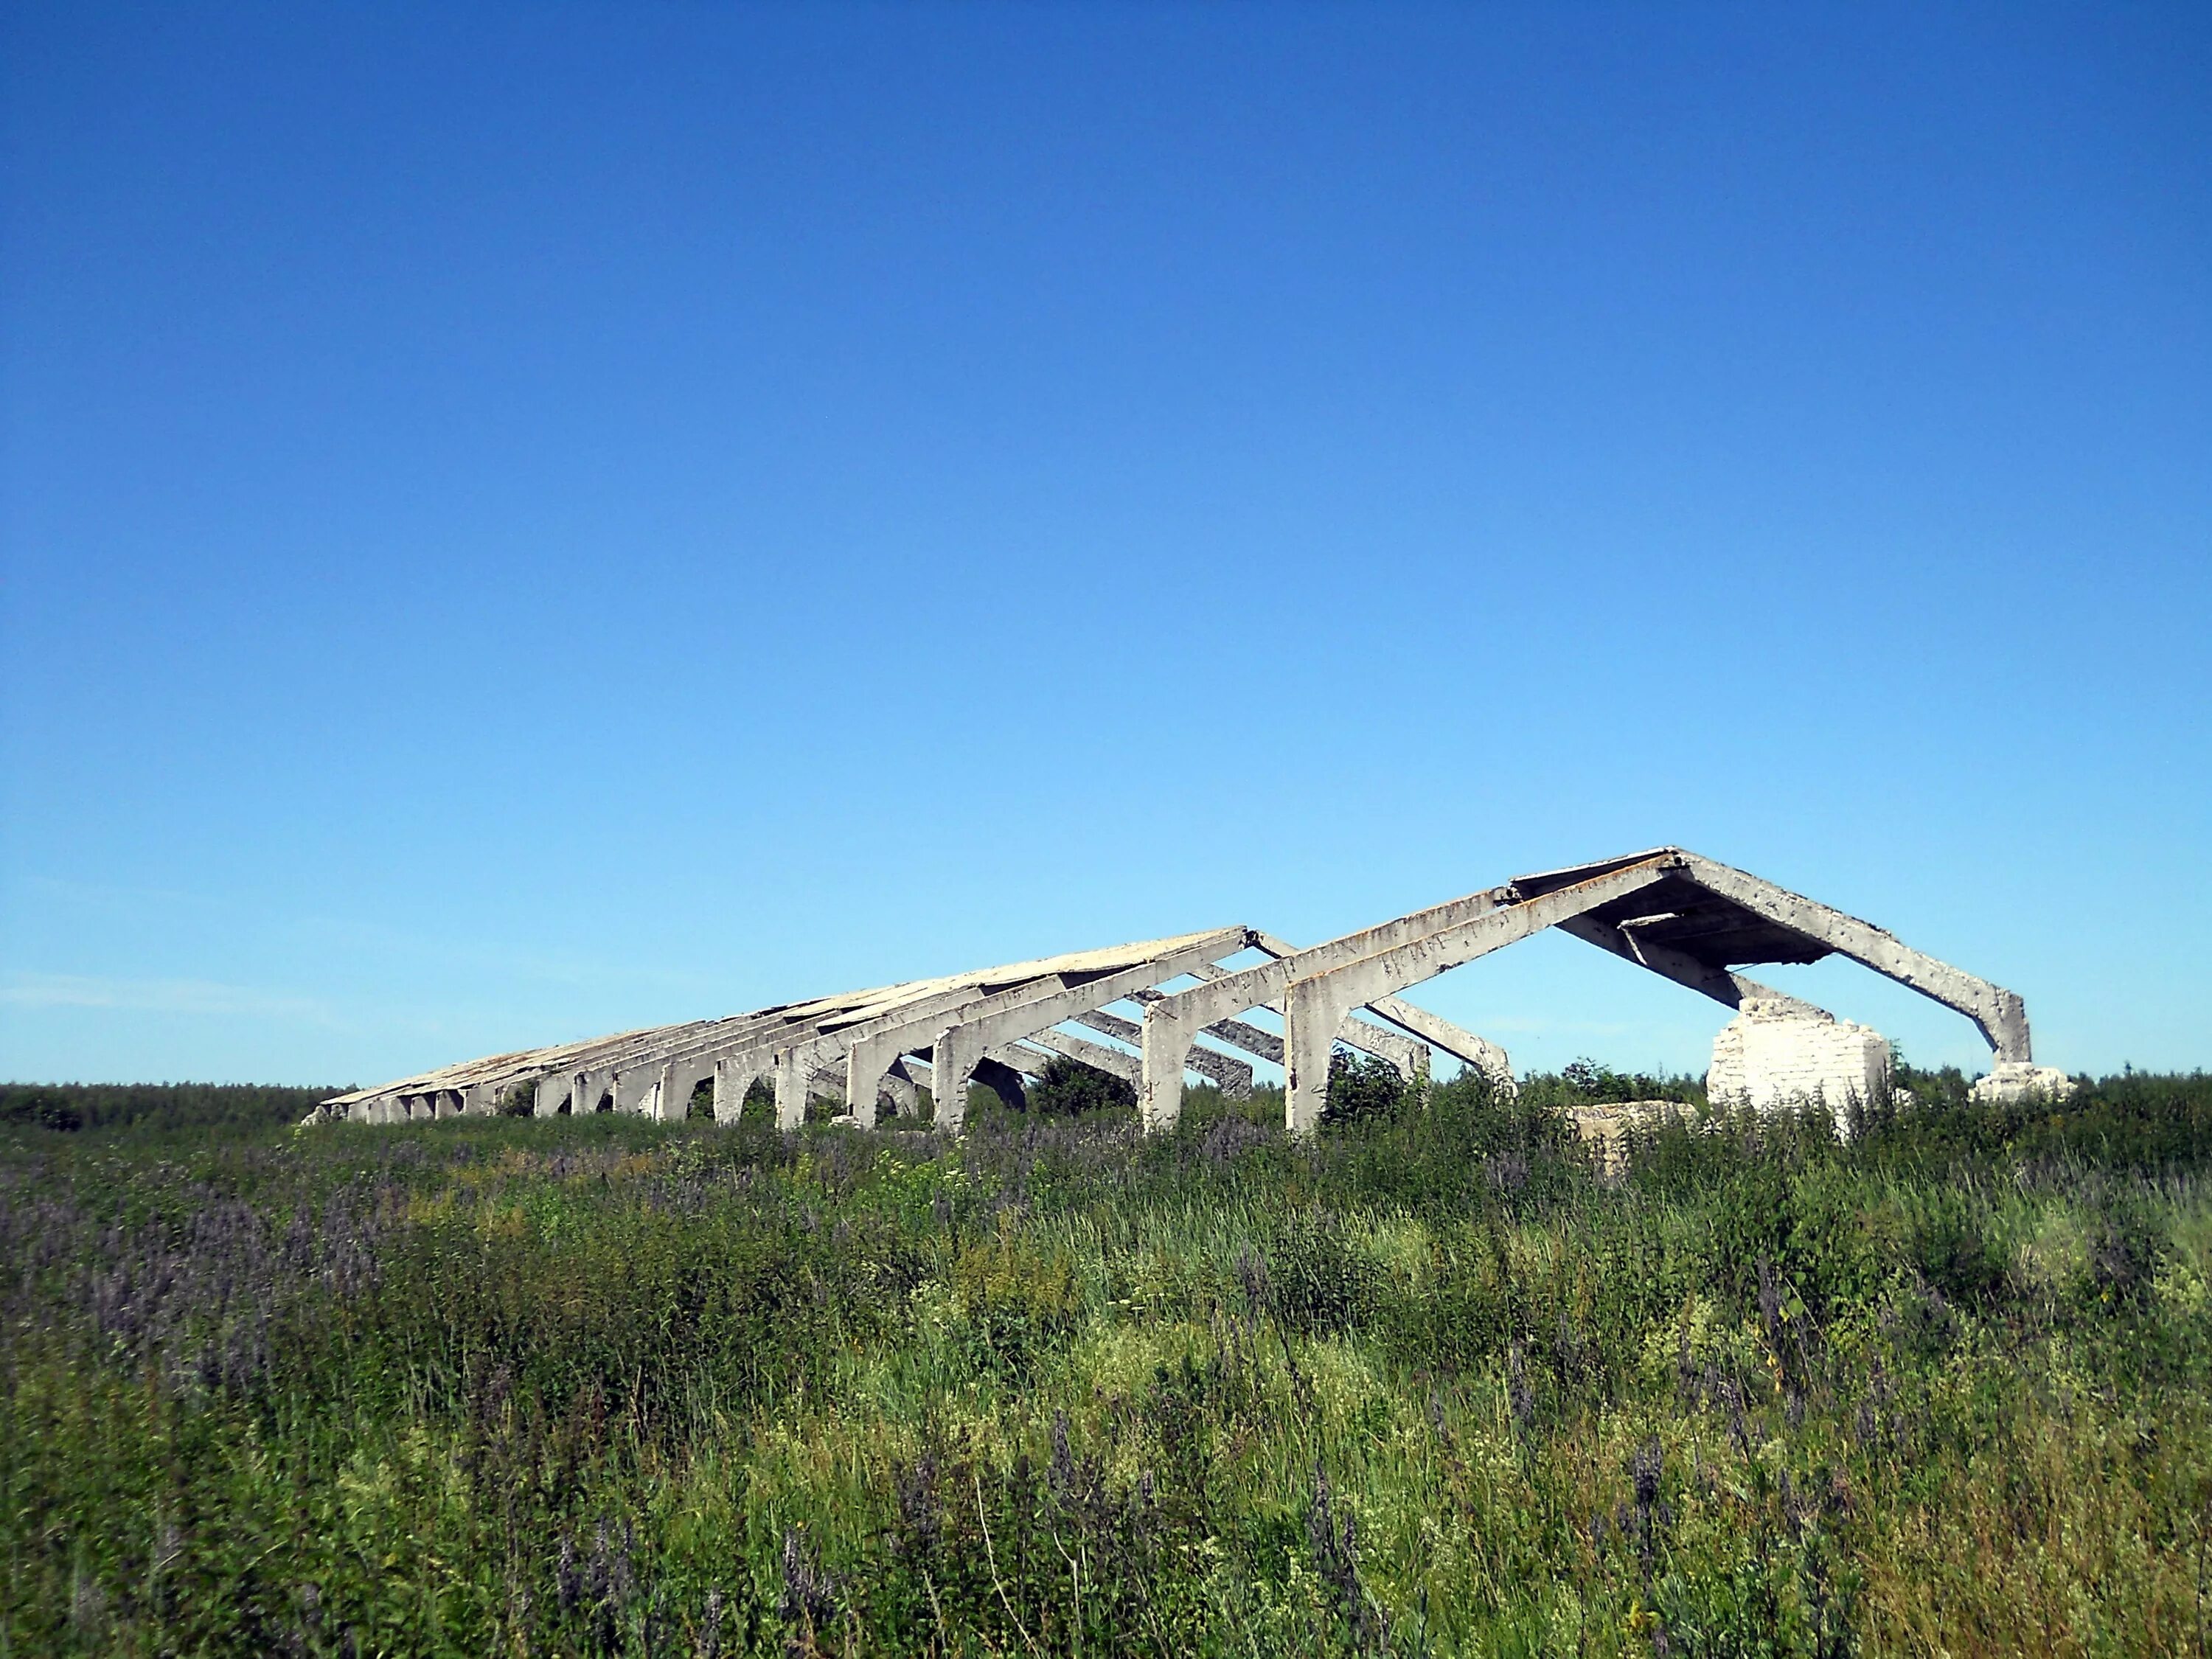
1708, 998, 1891, 1132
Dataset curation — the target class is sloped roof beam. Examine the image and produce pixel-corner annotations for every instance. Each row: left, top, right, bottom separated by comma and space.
1245, 933, 1513, 1087
919, 928, 1253, 1135
1138, 883, 1524, 1132
1668, 852, 2030, 1062
824, 929, 1251, 1131
1276, 858, 1681, 1135
1068, 1010, 1253, 1096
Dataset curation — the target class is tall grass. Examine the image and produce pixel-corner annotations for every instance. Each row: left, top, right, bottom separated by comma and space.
4, 1068, 2210, 1655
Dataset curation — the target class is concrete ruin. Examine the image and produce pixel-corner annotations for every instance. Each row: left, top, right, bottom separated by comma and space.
311, 846, 2067, 1137
313, 926, 1503, 1133
1705, 998, 1893, 1121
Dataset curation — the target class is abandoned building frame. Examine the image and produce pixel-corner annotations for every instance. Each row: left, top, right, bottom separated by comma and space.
313, 847, 2072, 1135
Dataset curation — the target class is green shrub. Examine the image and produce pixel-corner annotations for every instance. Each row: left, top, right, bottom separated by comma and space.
1027, 1052, 1136, 1116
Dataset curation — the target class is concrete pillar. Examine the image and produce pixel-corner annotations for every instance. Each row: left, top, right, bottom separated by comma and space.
773, 1048, 808, 1130
973, 1056, 1030, 1112
931, 1023, 982, 1134
613, 1068, 658, 1117
1269, 860, 1677, 1135
1076, 1010, 1253, 1096
844, 1029, 915, 1133
1284, 976, 1360, 1139
713, 1057, 772, 1123
880, 1069, 919, 1118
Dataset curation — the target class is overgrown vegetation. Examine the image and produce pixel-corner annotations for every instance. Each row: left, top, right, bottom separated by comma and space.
4, 1062, 2211, 1655
0, 1081, 344, 1136
1027, 1053, 1136, 1117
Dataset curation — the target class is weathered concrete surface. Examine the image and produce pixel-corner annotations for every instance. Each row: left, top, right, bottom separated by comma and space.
1669, 853, 2030, 1062
1072, 1009, 1253, 1096
1705, 998, 1892, 1130
1185, 958, 1431, 1080
1566, 1100, 1695, 1180
926, 929, 1250, 1133
824, 928, 1248, 1130
1277, 859, 1679, 1135
1246, 933, 1514, 1091
1138, 890, 1526, 1133
1554, 914, 1818, 1017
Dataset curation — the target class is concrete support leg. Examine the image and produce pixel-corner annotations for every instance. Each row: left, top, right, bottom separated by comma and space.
880, 1071, 919, 1118
846, 1031, 914, 1131
1079, 1010, 1253, 1096
1140, 1006, 1200, 1133
973, 1056, 1029, 1112
931, 1023, 982, 1134
613, 1068, 658, 1117
1971, 1061, 2077, 1104
1284, 978, 1359, 1138
773, 1048, 808, 1130
714, 1058, 770, 1123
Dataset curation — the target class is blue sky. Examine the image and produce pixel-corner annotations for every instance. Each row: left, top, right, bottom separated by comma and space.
2, 2, 2206, 1089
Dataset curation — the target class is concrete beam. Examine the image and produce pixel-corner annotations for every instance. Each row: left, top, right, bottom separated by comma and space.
1251, 933, 1511, 1082
923, 929, 1252, 1134
1553, 913, 1827, 1033
1022, 1027, 1142, 1086
833, 928, 1251, 1132
1670, 852, 2031, 1062
1071, 1009, 1253, 1096
1139, 886, 1526, 1132
1183, 959, 1431, 1079
1277, 858, 1680, 1135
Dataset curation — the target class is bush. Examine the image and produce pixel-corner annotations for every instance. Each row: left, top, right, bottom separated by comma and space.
1323, 1050, 1408, 1126
1027, 1053, 1136, 1116
0, 1090, 82, 1131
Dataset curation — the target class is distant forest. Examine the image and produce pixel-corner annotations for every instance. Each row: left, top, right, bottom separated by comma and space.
0, 1082, 345, 1135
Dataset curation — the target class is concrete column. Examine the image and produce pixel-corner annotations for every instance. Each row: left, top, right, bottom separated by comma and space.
613, 1068, 658, 1117
844, 1029, 917, 1133
1284, 976, 1360, 1138
1140, 1001, 1204, 1133
773, 1047, 809, 1130
880, 1069, 919, 1118
1271, 860, 1677, 1135
931, 1022, 983, 1133
1077, 1009, 1252, 1096
713, 1057, 772, 1123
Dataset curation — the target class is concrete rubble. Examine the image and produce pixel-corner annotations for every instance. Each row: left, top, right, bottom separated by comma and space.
1706, 998, 1896, 1126
310, 846, 2068, 1138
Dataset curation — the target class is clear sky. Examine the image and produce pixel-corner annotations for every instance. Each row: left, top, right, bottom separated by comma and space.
2, 2, 2206, 1090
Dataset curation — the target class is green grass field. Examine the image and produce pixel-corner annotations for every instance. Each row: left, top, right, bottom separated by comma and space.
5, 1067, 2211, 1656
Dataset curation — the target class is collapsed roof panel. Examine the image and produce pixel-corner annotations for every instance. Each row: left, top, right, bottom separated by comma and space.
1511, 852, 1832, 968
